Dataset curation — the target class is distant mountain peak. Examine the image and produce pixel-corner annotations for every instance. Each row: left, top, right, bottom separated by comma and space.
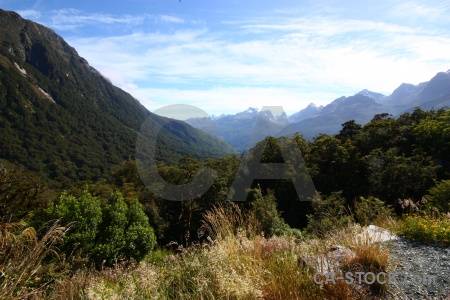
243, 107, 259, 114
210, 113, 224, 120
356, 89, 385, 101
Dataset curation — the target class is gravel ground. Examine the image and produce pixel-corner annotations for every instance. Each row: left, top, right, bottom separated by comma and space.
385, 237, 450, 299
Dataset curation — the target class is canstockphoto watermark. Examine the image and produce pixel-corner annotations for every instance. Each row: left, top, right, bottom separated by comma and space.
313, 271, 437, 286
135, 104, 316, 201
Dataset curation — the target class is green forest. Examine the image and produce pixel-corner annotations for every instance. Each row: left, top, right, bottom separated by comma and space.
2, 107, 450, 298
1, 7, 449, 299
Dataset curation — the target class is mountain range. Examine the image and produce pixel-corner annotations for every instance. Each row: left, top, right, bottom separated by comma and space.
186, 69, 450, 150
0, 9, 235, 186
1, 7, 449, 183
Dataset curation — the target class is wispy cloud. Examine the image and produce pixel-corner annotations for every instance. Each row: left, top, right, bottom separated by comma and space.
22, 2, 447, 115
47, 9, 148, 30
24, 9, 187, 31
17, 9, 41, 19
69, 13, 450, 114
159, 14, 185, 24
388, 0, 450, 22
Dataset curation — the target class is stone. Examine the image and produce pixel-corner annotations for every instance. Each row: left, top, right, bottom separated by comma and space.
357, 225, 398, 244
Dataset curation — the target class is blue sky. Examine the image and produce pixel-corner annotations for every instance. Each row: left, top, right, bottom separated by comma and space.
1, 0, 450, 117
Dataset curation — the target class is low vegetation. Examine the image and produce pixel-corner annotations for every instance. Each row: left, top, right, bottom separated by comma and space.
4, 192, 445, 299
1, 108, 450, 298
21, 204, 392, 299
395, 211, 450, 246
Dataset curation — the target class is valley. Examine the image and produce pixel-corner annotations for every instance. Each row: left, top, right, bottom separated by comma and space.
0, 7, 449, 299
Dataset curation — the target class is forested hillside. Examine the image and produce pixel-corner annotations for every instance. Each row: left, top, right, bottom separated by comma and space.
0, 9, 235, 187
1, 8, 449, 300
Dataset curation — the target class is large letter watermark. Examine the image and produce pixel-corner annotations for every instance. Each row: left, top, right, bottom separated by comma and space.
136, 104, 315, 202
228, 106, 316, 201
135, 104, 217, 201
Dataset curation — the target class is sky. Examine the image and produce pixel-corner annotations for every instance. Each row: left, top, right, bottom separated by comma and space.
1, 0, 450, 118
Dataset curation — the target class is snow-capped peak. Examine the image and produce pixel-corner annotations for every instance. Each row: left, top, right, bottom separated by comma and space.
210, 114, 225, 120
356, 89, 385, 101
243, 107, 259, 114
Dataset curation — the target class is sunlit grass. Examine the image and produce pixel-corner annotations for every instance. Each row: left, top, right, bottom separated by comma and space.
48, 205, 393, 299
4, 204, 431, 299
0, 220, 68, 299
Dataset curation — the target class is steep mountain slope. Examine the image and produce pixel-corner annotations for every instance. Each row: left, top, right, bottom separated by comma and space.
414, 71, 450, 107
0, 9, 235, 186
379, 82, 427, 113
187, 69, 450, 147
279, 95, 386, 138
281, 70, 450, 139
380, 71, 450, 114
288, 103, 323, 123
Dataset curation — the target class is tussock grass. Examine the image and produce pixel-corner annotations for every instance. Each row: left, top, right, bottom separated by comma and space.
49, 204, 392, 299
1, 204, 397, 299
0, 220, 68, 299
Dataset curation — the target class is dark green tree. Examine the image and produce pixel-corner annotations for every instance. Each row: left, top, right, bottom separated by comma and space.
44, 188, 102, 258
125, 199, 157, 261
305, 191, 352, 237
44, 189, 156, 266
426, 180, 450, 213
365, 148, 437, 206
338, 120, 362, 140
248, 188, 290, 237
309, 134, 349, 194
93, 192, 128, 264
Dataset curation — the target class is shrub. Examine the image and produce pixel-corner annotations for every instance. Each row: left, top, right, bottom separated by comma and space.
248, 188, 292, 237
44, 189, 102, 258
44, 188, 156, 266
305, 191, 353, 237
427, 180, 450, 213
395, 213, 450, 246
353, 196, 393, 226
124, 199, 157, 261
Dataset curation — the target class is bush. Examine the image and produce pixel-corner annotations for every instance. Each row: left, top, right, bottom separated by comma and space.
44, 189, 102, 258
44, 188, 156, 266
249, 188, 292, 237
395, 213, 450, 246
305, 191, 353, 237
427, 180, 450, 213
353, 196, 393, 226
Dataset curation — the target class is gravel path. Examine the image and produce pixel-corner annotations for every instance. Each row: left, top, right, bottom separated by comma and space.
386, 237, 450, 299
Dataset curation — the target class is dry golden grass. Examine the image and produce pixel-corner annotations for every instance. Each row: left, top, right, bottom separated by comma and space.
48, 205, 392, 300
1, 204, 395, 299
0, 220, 69, 299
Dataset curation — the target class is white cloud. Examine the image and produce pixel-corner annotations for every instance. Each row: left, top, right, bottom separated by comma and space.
388, 0, 450, 22
159, 15, 185, 24
123, 86, 339, 117
39, 9, 191, 31
65, 10, 450, 115
17, 9, 41, 19
47, 9, 147, 30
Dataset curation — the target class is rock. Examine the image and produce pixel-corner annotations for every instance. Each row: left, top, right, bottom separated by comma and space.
299, 245, 356, 273
357, 225, 398, 244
